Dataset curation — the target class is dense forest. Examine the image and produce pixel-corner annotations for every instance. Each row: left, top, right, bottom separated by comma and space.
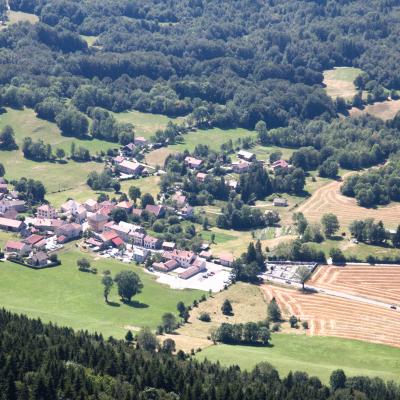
1, 309, 400, 400
1, 0, 400, 135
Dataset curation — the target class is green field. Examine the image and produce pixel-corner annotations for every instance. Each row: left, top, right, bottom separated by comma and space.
113, 110, 186, 139
0, 247, 202, 338
323, 67, 363, 100
198, 335, 400, 383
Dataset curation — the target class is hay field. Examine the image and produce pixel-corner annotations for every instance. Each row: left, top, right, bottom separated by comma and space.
323, 67, 362, 100
349, 99, 400, 121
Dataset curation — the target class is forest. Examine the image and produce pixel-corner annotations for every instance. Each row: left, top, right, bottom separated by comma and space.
1, 309, 400, 400
1, 0, 400, 134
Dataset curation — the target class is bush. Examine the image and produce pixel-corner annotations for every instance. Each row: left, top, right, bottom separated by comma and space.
198, 312, 211, 322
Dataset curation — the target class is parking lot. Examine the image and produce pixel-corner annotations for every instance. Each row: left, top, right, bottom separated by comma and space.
149, 261, 232, 292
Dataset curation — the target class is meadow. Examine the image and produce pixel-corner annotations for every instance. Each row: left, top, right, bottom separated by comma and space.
0, 246, 203, 338
197, 335, 400, 383
323, 67, 362, 100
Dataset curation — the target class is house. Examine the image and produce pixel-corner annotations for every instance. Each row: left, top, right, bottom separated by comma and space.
55, 223, 82, 242
98, 204, 116, 217
166, 249, 196, 268
112, 236, 124, 248
132, 231, 145, 247
231, 160, 250, 174
0, 208, 18, 220
271, 159, 289, 170
143, 235, 162, 250
132, 208, 143, 217
0, 199, 26, 213
0, 183, 8, 193
113, 155, 125, 164
84, 199, 99, 213
184, 156, 203, 169
237, 150, 256, 162
75, 205, 88, 222
0, 217, 25, 232
5, 240, 31, 256
117, 201, 133, 212
33, 238, 48, 250
37, 204, 58, 219
85, 237, 103, 249
180, 204, 194, 219
273, 197, 288, 207
133, 247, 148, 263
134, 136, 148, 146
24, 234, 44, 247
145, 204, 165, 218
100, 230, 120, 246
199, 250, 212, 260
61, 200, 81, 215
87, 212, 108, 233
162, 241, 176, 251
117, 160, 144, 176
122, 143, 136, 155
219, 252, 234, 267
152, 259, 179, 272
30, 252, 49, 267
178, 258, 206, 279
196, 172, 208, 183
171, 193, 186, 208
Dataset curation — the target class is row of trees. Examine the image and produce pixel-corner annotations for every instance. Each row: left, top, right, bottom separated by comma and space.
211, 322, 271, 346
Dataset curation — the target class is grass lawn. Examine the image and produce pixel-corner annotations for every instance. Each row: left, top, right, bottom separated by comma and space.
0, 108, 116, 193
197, 335, 400, 383
113, 110, 186, 140
0, 246, 203, 338
119, 175, 161, 200
80, 35, 98, 46
198, 229, 237, 244
1, 10, 38, 29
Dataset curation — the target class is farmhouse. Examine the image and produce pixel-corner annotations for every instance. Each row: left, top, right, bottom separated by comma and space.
122, 143, 136, 155
134, 136, 148, 146
162, 241, 176, 251
196, 172, 208, 182
37, 204, 58, 219
30, 252, 49, 267
184, 156, 203, 169
133, 247, 148, 263
116, 201, 133, 212
145, 204, 165, 218
273, 198, 288, 207
153, 259, 179, 272
117, 160, 144, 176
0, 217, 25, 232
237, 150, 256, 162
165, 249, 196, 267
219, 253, 234, 267
172, 192, 187, 207
132, 232, 145, 246
231, 160, 250, 174
180, 204, 194, 219
271, 159, 289, 171
24, 234, 45, 247
0, 199, 26, 213
61, 200, 81, 215
5, 240, 31, 256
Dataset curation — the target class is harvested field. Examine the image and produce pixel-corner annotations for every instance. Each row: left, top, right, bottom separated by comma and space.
297, 177, 400, 228
310, 265, 400, 306
349, 99, 400, 121
262, 284, 400, 347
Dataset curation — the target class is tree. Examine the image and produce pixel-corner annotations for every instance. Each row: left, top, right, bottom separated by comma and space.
0, 125, 18, 150
393, 225, 400, 248
136, 327, 158, 352
111, 208, 128, 223
330, 248, 346, 265
0, 163, 4, 177
318, 159, 339, 178
295, 266, 311, 290
125, 330, 134, 344
177, 301, 186, 317
302, 321, 309, 330
55, 108, 89, 138
267, 298, 281, 322
321, 213, 340, 237
161, 312, 177, 333
198, 312, 211, 322
330, 369, 346, 392
101, 275, 113, 303
55, 148, 65, 160
141, 192, 155, 208
258, 326, 271, 345
114, 270, 143, 303
161, 338, 176, 354
221, 299, 233, 315
77, 258, 90, 271
129, 186, 141, 205
289, 315, 298, 328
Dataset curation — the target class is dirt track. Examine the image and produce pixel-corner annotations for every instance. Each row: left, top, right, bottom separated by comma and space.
262, 284, 400, 347
297, 177, 400, 228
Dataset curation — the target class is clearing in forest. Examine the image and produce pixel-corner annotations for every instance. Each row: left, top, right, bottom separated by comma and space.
323, 67, 362, 100
349, 99, 400, 121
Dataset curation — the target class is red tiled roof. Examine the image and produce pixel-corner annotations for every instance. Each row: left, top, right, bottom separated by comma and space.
112, 237, 124, 247
25, 234, 44, 246
6, 240, 26, 250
